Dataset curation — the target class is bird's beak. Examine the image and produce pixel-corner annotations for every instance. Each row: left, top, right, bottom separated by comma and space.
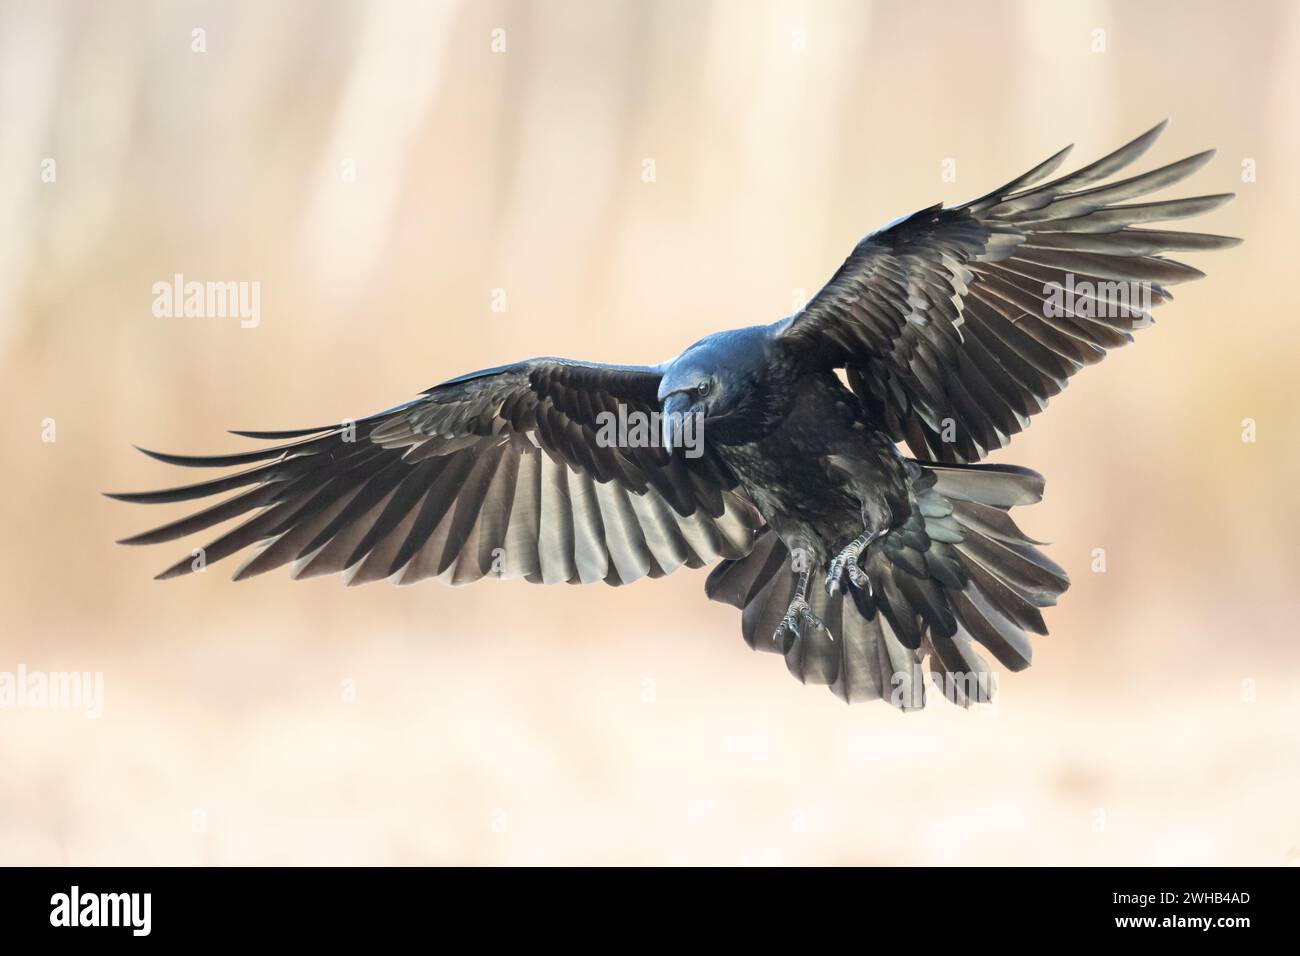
660, 392, 692, 453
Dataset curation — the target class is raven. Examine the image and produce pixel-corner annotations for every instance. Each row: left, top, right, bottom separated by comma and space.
111, 122, 1237, 707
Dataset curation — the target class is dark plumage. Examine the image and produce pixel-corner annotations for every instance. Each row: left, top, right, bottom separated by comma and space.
110, 122, 1238, 707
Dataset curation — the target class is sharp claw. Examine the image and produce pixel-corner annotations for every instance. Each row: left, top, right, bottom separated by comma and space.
796, 602, 824, 632
776, 598, 827, 643
827, 536, 878, 597
825, 556, 844, 595
800, 606, 832, 640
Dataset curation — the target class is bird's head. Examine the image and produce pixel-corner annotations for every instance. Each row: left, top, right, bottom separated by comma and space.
657, 325, 776, 451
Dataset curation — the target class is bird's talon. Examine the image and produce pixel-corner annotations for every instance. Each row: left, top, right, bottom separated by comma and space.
776, 598, 825, 641
825, 540, 871, 595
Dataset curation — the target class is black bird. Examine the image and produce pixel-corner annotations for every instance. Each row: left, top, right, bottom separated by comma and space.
111, 122, 1237, 708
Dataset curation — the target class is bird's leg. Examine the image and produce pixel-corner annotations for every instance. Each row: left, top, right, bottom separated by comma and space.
825, 527, 885, 596
774, 560, 827, 643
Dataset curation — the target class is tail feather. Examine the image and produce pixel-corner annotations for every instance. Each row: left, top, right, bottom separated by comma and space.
704, 460, 1069, 708
706, 527, 926, 708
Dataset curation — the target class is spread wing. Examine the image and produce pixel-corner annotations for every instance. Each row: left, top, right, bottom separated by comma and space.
109, 359, 762, 585
778, 121, 1240, 463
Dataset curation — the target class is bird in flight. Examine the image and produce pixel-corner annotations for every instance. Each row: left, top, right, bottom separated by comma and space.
111, 121, 1237, 708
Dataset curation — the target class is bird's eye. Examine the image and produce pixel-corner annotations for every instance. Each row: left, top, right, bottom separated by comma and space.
696, 381, 711, 397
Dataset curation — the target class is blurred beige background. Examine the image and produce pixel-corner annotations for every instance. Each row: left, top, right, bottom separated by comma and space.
2, 0, 1297, 865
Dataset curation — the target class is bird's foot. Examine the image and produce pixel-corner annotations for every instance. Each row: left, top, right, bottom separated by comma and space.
825, 539, 872, 597
773, 597, 828, 643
